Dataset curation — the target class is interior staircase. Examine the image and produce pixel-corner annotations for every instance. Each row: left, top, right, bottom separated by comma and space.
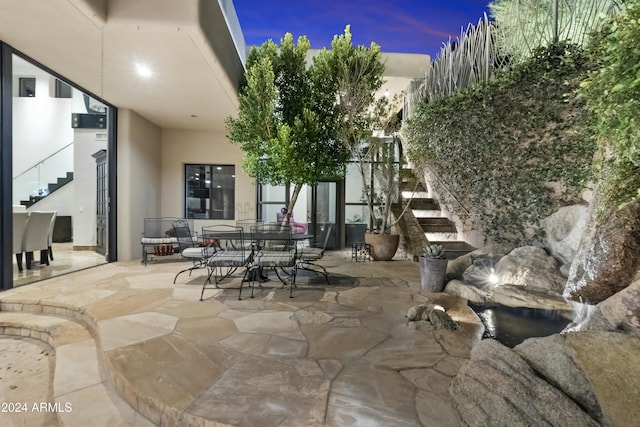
20, 171, 74, 208
398, 168, 475, 260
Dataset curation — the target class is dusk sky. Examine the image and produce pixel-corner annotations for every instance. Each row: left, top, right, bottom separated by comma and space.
232, 0, 492, 59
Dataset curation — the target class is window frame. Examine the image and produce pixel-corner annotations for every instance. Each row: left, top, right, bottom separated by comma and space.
184, 163, 235, 220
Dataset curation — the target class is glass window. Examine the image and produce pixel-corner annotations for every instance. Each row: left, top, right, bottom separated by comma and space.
185, 164, 235, 219
18, 77, 36, 97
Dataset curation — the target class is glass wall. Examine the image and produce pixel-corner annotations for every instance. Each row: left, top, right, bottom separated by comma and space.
255, 137, 401, 249
11, 53, 109, 287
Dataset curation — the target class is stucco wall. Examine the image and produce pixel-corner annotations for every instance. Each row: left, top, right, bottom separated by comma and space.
160, 129, 255, 232
72, 129, 107, 247
116, 109, 162, 261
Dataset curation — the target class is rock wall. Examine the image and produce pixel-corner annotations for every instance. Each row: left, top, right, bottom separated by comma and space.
565, 197, 640, 304
450, 332, 640, 427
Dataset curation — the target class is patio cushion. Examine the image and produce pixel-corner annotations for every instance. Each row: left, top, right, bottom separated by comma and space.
141, 235, 197, 245
182, 246, 216, 259
256, 250, 295, 267
208, 250, 250, 267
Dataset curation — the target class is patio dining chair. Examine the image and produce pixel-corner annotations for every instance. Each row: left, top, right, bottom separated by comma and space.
202, 225, 253, 300
236, 218, 263, 250
13, 212, 29, 272
298, 223, 332, 285
172, 220, 213, 284
22, 211, 55, 269
251, 223, 298, 298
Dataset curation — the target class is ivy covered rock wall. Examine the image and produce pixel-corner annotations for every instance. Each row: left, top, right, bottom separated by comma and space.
403, 43, 596, 245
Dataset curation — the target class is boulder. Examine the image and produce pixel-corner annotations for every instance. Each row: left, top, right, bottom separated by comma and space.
564, 301, 617, 333
494, 246, 567, 294
462, 259, 498, 288
541, 204, 589, 264
428, 309, 459, 330
599, 272, 640, 337
406, 304, 432, 321
564, 330, 640, 427
565, 196, 640, 304
444, 279, 488, 304
446, 253, 472, 281
449, 339, 599, 427
514, 335, 602, 421
491, 285, 572, 311
469, 243, 516, 259
406, 304, 459, 330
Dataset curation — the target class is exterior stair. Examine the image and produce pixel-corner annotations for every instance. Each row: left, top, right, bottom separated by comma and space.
20, 171, 73, 208
399, 167, 475, 260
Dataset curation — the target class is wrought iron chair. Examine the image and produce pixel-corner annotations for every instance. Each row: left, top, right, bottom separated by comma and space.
251, 223, 298, 298
298, 223, 333, 285
202, 225, 253, 300
172, 220, 214, 284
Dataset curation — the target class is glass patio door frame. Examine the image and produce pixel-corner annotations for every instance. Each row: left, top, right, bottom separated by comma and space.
257, 180, 345, 249
0, 42, 118, 290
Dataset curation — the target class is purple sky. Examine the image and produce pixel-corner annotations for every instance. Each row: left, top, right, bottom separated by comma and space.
232, 0, 491, 58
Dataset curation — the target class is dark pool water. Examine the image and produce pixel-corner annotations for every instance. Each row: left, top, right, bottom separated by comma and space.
469, 302, 572, 348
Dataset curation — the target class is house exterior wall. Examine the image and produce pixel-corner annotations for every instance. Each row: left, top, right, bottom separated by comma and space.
116, 108, 162, 261
160, 128, 255, 230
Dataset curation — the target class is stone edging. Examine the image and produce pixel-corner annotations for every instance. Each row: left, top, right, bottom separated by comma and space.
0, 299, 193, 426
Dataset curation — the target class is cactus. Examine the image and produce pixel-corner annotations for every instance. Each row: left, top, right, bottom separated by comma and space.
422, 244, 446, 259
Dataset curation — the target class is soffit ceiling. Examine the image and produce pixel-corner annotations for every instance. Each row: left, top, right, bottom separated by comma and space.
0, 0, 244, 131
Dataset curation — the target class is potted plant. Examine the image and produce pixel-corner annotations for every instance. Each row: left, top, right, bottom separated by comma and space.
419, 244, 448, 292
361, 132, 402, 260
314, 27, 404, 260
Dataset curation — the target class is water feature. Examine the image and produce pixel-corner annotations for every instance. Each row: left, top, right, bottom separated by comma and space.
469, 302, 572, 348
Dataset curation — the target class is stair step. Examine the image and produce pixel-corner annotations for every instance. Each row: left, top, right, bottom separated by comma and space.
22, 172, 74, 208
418, 217, 457, 233
409, 198, 439, 210
400, 181, 425, 192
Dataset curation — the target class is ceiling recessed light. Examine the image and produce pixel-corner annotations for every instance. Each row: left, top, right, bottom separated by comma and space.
136, 63, 152, 77
190, 114, 198, 118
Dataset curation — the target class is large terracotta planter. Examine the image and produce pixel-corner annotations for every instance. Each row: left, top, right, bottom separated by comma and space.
419, 256, 448, 292
364, 233, 399, 261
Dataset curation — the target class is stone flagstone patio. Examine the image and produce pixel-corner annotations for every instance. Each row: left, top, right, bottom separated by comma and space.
0, 251, 483, 426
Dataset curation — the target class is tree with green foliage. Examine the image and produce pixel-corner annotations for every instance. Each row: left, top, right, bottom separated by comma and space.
225, 33, 348, 224
313, 26, 391, 232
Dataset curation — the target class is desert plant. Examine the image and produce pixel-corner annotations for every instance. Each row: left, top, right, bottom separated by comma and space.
422, 244, 446, 259
489, 0, 622, 63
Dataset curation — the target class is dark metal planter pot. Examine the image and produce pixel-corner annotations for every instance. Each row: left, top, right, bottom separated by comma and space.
419, 256, 448, 291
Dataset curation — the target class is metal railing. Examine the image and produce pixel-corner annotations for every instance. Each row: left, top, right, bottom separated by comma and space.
12, 142, 74, 205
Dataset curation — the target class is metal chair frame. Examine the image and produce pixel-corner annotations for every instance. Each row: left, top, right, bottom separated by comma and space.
201, 225, 253, 300
298, 223, 333, 285
251, 223, 298, 298
172, 220, 215, 284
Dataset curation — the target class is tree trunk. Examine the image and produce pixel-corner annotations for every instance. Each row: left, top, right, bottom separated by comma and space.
284, 183, 303, 226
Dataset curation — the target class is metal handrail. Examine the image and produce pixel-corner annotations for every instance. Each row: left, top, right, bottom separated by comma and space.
423, 164, 475, 217
13, 142, 73, 180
